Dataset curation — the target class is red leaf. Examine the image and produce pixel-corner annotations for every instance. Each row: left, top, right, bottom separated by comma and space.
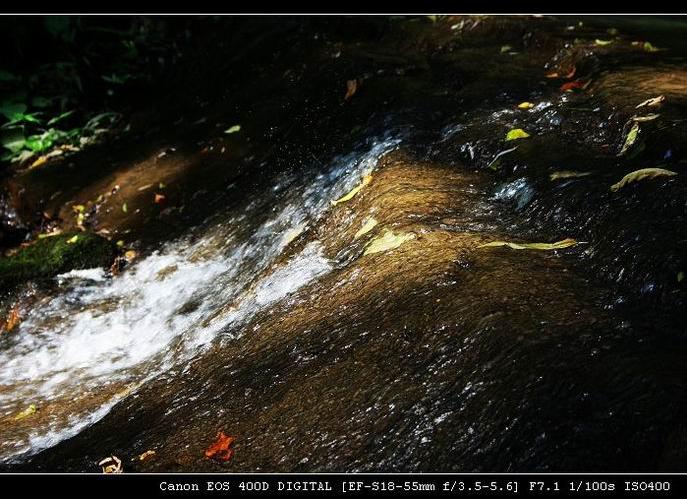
560, 79, 590, 92
154, 193, 166, 204
205, 432, 235, 462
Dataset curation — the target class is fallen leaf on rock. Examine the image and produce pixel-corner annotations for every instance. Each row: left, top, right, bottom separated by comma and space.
363, 229, 415, 256
488, 146, 518, 170
224, 125, 241, 134
610, 167, 677, 192
3, 306, 21, 333
549, 171, 592, 180
205, 432, 235, 462
618, 122, 640, 156
331, 175, 372, 205
138, 450, 156, 461
154, 193, 166, 204
517, 102, 534, 109
505, 128, 530, 141
14, 404, 37, 420
636, 95, 665, 109
344, 79, 358, 101
30, 156, 48, 169
632, 114, 660, 122
354, 217, 378, 239
560, 80, 590, 92
99, 455, 123, 474
479, 238, 578, 250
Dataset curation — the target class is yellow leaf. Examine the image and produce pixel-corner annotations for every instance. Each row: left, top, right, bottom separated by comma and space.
594, 39, 613, 46
549, 171, 591, 180
632, 114, 660, 122
116, 240, 125, 248
66, 235, 79, 244
610, 168, 677, 192
363, 229, 414, 256
138, 450, 156, 461
505, 128, 530, 141
14, 404, 37, 420
636, 95, 665, 108
479, 238, 578, 250
331, 175, 372, 206
124, 250, 137, 260
72, 204, 85, 213
30, 156, 48, 169
354, 217, 378, 239
224, 125, 241, 134
517, 102, 534, 109
122, 203, 128, 213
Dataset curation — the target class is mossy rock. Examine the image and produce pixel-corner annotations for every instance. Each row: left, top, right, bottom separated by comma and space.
0, 232, 115, 288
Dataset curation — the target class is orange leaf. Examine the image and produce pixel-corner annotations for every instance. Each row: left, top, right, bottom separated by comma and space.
560, 79, 590, 92
3, 306, 21, 334
154, 193, 166, 204
545, 71, 559, 78
205, 432, 235, 462
344, 79, 358, 100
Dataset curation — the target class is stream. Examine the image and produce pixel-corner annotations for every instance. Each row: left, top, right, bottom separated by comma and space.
1, 16, 687, 472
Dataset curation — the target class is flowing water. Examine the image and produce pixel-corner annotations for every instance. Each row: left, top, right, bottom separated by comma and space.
2, 16, 687, 472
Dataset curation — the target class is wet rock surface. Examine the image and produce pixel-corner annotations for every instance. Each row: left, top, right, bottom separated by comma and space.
2, 16, 687, 472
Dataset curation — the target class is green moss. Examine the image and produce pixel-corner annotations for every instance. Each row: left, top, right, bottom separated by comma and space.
0, 232, 115, 288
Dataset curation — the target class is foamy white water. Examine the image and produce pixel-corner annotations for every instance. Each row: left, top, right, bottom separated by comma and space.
0, 137, 401, 461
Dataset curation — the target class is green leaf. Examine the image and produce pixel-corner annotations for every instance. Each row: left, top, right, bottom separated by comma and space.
610, 168, 677, 192
0, 102, 27, 121
618, 122, 639, 156
1, 127, 26, 153
224, 125, 241, 134
505, 128, 530, 141
594, 39, 613, 46
47, 110, 75, 126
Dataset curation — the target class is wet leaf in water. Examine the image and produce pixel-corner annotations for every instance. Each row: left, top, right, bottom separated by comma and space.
344, 79, 359, 101
595, 39, 614, 46
122, 203, 128, 213
331, 175, 372, 205
3, 305, 21, 334
517, 102, 534, 109
549, 171, 592, 181
560, 80, 590, 92
98, 455, 123, 473
488, 146, 518, 170
354, 217, 378, 239
632, 114, 660, 122
610, 168, 677, 192
479, 238, 578, 250
205, 432, 235, 462
14, 404, 37, 420
636, 95, 665, 109
505, 128, 530, 141
224, 125, 241, 134
500, 45, 513, 53
618, 122, 640, 156
66, 235, 79, 244
138, 450, 156, 461
363, 229, 414, 256
678, 271, 685, 283
642, 41, 660, 52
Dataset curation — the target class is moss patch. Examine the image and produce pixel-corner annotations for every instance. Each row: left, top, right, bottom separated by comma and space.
0, 232, 115, 288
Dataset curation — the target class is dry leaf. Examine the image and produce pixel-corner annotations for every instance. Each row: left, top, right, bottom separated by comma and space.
363, 229, 415, 256
549, 171, 592, 181
3, 306, 21, 333
354, 217, 378, 239
331, 175, 372, 205
636, 95, 665, 108
479, 238, 578, 250
505, 128, 530, 141
205, 432, 235, 462
138, 450, 156, 461
610, 168, 677, 192
344, 79, 358, 100
14, 404, 37, 420
98, 455, 123, 474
